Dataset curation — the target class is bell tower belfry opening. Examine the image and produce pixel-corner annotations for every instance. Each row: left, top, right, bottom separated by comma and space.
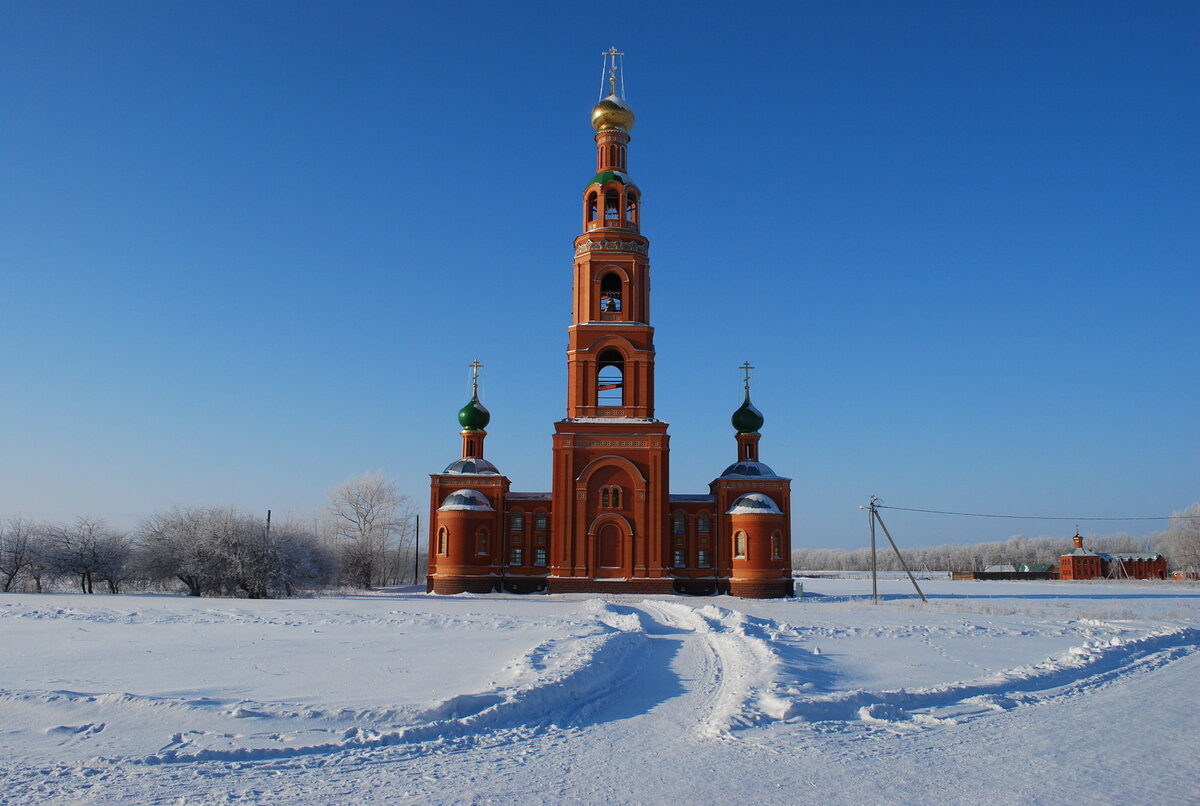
427, 49, 795, 598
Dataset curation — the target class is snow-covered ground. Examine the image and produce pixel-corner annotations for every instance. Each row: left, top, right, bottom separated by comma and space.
2, 579, 1198, 805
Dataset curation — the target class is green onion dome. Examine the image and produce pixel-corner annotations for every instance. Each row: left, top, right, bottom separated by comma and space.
457, 394, 491, 431
731, 391, 764, 434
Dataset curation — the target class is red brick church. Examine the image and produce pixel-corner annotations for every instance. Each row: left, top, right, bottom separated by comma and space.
426, 51, 794, 598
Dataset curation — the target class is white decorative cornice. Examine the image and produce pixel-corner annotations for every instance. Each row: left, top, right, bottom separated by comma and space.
575, 239, 649, 256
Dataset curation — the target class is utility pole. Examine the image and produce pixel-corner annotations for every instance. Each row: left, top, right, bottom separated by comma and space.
861, 496, 927, 603
413, 513, 420, 586
868, 502, 878, 603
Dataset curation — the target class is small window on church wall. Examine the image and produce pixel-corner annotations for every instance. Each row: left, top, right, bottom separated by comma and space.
605, 191, 619, 220
477, 528, 489, 555
673, 549, 685, 568
510, 547, 523, 566
698, 513, 710, 533
535, 512, 547, 531
626, 193, 638, 223
437, 528, 449, 556
587, 192, 598, 222
672, 513, 686, 534
534, 547, 547, 566
697, 550, 710, 568
511, 512, 524, 531
597, 349, 624, 406
771, 532, 782, 560
734, 532, 747, 559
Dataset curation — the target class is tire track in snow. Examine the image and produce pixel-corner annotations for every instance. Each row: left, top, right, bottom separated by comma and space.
782, 625, 1200, 727
631, 600, 788, 738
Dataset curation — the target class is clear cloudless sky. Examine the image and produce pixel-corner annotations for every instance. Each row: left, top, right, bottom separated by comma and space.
2, 1, 1197, 550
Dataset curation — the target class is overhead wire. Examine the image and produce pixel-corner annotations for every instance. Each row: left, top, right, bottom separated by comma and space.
873, 504, 1198, 522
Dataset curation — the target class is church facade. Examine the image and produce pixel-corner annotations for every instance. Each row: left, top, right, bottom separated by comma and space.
427, 56, 794, 598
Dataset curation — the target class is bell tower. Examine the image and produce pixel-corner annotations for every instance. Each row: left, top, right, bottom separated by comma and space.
549, 48, 673, 592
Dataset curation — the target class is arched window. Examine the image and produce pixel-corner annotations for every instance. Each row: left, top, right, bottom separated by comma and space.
437, 527, 449, 556
510, 511, 524, 531
672, 512, 686, 535
604, 190, 620, 221
626, 192, 638, 224
734, 531, 748, 559
477, 528, 489, 556
597, 349, 624, 407
697, 513, 710, 533
600, 485, 622, 509
534, 511, 547, 531
600, 273, 622, 313
587, 191, 598, 223
771, 531, 782, 560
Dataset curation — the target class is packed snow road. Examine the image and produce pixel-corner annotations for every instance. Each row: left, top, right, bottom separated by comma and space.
1, 579, 1197, 804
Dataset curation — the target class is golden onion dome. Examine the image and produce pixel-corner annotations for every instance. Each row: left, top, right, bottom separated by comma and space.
591, 94, 635, 132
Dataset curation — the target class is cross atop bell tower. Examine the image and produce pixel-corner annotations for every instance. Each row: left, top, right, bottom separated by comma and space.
600, 46, 626, 100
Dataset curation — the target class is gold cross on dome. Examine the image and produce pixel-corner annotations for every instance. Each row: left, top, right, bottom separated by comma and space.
604, 46, 624, 95
469, 359, 484, 394
740, 361, 755, 391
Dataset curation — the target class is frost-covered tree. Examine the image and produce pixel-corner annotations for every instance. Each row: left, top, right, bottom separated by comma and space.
137, 506, 333, 598
45, 517, 128, 594
0, 516, 35, 592
1162, 503, 1200, 573
327, 471, 410, 589
139, 507, 230, 596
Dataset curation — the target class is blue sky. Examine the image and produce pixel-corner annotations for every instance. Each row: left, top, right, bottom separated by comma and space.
2, 1, 1197, 549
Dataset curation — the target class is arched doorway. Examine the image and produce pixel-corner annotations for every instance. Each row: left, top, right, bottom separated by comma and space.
594, 521, 628, 578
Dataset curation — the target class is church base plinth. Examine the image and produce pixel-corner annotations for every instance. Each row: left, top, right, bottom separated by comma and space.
728, 578, 795, 599
548, 577, 675, 595
501, 576, 549, 594
672, 579, 720, 596
429, 576, 499, 595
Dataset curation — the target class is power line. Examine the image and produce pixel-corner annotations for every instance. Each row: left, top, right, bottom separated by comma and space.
873, 504, 1199, 522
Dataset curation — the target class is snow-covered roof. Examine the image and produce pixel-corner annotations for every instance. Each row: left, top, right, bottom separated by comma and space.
438, 489, 495, 512
985, 564, 1017, 573
670, 494, 715, 503
442, 458, 500, 475
718, 460, 781, 480
507, 492, 552, 501
727, 492, 783, 515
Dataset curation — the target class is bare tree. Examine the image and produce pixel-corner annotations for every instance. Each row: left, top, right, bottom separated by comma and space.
0, 516, 35, 592
327, 471, 409, 589
46, 517, 127, 594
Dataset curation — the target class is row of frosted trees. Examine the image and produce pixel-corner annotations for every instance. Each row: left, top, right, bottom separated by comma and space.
0, 471, 420, 597
792, 503, 1200, 574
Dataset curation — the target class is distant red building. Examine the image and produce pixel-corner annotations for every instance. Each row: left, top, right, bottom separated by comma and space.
1059, 533, 1167, 580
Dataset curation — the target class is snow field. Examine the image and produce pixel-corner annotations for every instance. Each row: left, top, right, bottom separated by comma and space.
1, 579, 1198, 804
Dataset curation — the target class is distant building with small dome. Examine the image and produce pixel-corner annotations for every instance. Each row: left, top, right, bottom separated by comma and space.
426, 52, 793, 598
